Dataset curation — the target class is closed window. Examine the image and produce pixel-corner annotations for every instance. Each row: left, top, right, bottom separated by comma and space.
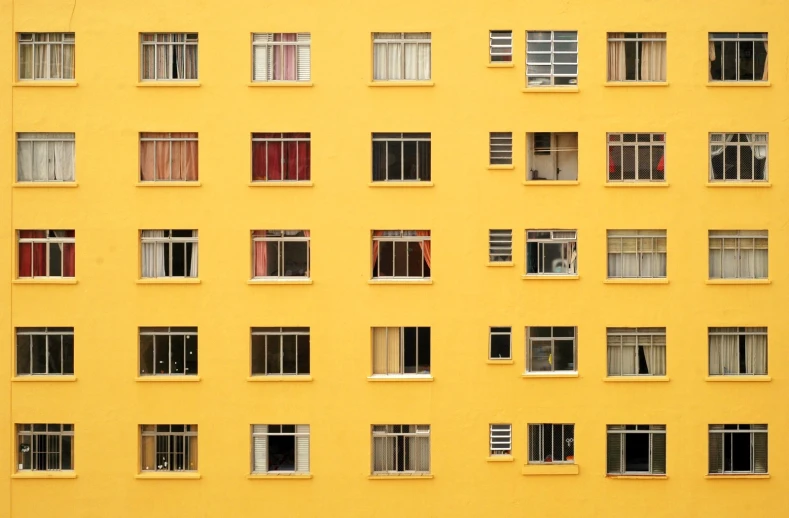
18, 230, 75, 278
372, 230, 431, 279
489, 229, 512, 262
139, 327, 198, 376
140, 230, 198, 278
16, 327, 74, 376
252, 230, 310, 278
252, 33, 311, 82
140, 425, 197, 472
527, 132, 578, 181
490, 132, 512, 165
607, 425, 666, 475
490, 31, 512, 63
373, 33, 431, 81
607, 133, 665, 182
527, 326, 577, 372
139, 133, 198, 181
18, 33, 74, 80
372, 327, 430, 376
490, 424, 512, 455
709, 425, 767, 474
251, 327, 310, 376
709, 327, 767, 376
140, 33, 198, 80
607, 328, 666, 376
526, 230, 577, 275
526, 31, 577, 87
17, 424, 74, 471
528, 424, 575, 464
372, 133, 431, 181
709, 230, 767, 279
607, 33, 666, 82
709, 133, 768, 181
709, 33, 768, 82
17, 133, 75, 182
372, 425, 430, 475
252, 425, 310, 474
489, 327, 512, 360
252, 133, 311, 182
607, 230, 667, 278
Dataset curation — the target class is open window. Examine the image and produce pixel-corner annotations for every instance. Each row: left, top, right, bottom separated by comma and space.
709, 133, 767, 182
252, 425, 310, 474
527, 132, 577, 181
708, 327, 767, 376
140, 230, 198, 278
709, 425, 767, 474
607, 425, 666, 475
372, 133, 431, 181
372, 327, 430, 376
489, 327, 512, 360
607, 328, 666, 376
252, 230, 310, 279
526, 230, 577, 275
709, 33, 767, 82
372, 230, 431, 279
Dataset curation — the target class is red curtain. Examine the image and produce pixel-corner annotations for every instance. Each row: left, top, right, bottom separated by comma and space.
18, 230, 46, 277
417, 231, 431, 268
63, 230, 76, 277
267, 140, 283, 180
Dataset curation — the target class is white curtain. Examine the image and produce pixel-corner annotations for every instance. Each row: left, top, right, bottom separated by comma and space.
642, 340, 666, 376
744, 331, 767, 375
607, 345, 620, 375
640, 34, 666, 81
189, 231, 199, 277
709, 134, 735, 174
710, 335, 738, 375
17, 134, 75, 181
141, 231, 165, 278
620, 336, 636, 375
607, 33, 626, 81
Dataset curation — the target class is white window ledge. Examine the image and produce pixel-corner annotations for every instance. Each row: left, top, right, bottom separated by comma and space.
368, 279, 433, 285
135, 376, 201, 382
367, 375, 433, 382
705, 375, 771, 382
487, 455, 514, 462
521, 275, 579, 281
522, 86, 579, 93
137, 278, 200, 284
605, 182, 669, 188
522, 372, 579, 378
12, 472, 77, 479
706, 81, 770, 87
603, 376, 669, 382
247, 375, 313, 382
13, 278, 77, 285
706, 279, 770, 285
522, 464, 579, 475
13, 182, 78, 188
13, 375, 77, 382
247, 473, 313, 479
136, 81, 200, 87
488, 165, 514, 170
486, 359, 514, 365
604, 278, 669, 284
368, 181, 433, 188
705, 474, 770, 479
522, 180, 579, 186
248, 181, 313, 187
607, 475, 668, 480
248, 81, 313, 87
368, 474, 434, 479
368, 81, 434, 87
13, 81, 78, 87
248, 279, 313, 285
604, 81, 668, 87
135, 472, 201, 480
706, 182, 771, 188
136, 182, 201, 187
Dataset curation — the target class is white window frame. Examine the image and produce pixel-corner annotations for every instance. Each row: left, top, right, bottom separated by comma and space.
526, 31, 578, 87
708, 230, 768, 280
372, 32, 431, 81
140, 33, 198, 81
528, 424, 575, 464
371, 425, 430, 475
526, 326, 577, 373
489, 229, 512, 262
709, 33, 768, 82
489, 133, 513, 166
489, 31, 512, 63
140, 230, 198, 278
251, 133, 311, 182
139, 132, 198, 182
251, 425, 310, 474
371, 327, 431, 377
140, 425, 198, 472
709, 133, 768, 182
527, 132, 578, 181
17, 33, 75, 80
606, 33, 667, 82
250, 327, 311, 376
139, 327, 198, 376
17, 230, 75, 278
708, 327, 767, 376
607, 425, 666, 476
607, 230, 667, 279
708, 425, 767, 475
252, 33, 311, 82
372, 133, 431, 182
607, 133, 665, 182
372, 230, 430, 279
16, 327, 74, 376
606, 327, 666, 377
490, 424, 512, 455
16, 133, 75, 182
489, 326, 512, 360
525, 230, 577, 275
16, 424, 74, 471
252, 230, 310, 279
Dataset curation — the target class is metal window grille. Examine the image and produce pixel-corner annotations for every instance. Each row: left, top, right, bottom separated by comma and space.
527, 327, 577, 372
709, 133, 768, 181
140, 230, 198, 278
607, 230, 667, 278
373, 33, 431, 81
16, 327, 74, 376
489, 31, 512, 63
17, 33, 75, 80
709, 425, 767, 474
607, 133, 665, 182
140, 425, 198, 472
489, 327, 512, 360
527, 132, 578, 180
606, 33, 667, 82
525, 230, 577, 275
708, 230, 768, 279
252, 425, 310, 473
490, 424, 512, 455
372, 133, 431, 181
371, 425, 430, 474
16, 133, 75, 182
17, 230, 75, 278
528, 424, 575, 463
606, 328, 666, 376
709, 33, 768, 82
251, 327, 311, 376
16, 424, 74, 471
372, 327, 431, 375
139, 327, 198, 376
489, 229, 513, 262
139, 133, 198, 181
140, 33, 198, 80
252, 230, 310, 278
708, 327, 767, 376
526, 31, 578, 86
252, 33, 311, 81
251, 133, 311, 182
372, 230, 430, 279
607, 425, 666, 475
489, 133, 513, 165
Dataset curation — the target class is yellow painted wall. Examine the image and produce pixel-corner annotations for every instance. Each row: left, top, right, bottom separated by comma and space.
4, 0, 789, 516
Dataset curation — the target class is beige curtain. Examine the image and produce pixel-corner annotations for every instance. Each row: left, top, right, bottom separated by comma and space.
744, 331, 767, 374
607, 345, 621, 375
410, 433, 430, 472
170, 133, 198, 181
141, 435, 155, 471
63, 41, 75, 79
608, 33, 626, 81
762, 42, 768, 80
372, 328, 388, 374
188, 435, 198, 470
640, 34, 666, 81
642, 336, 666, 376
387, 328, 401, 373
620, 336, 637, 375
372, 436, 388, 472
708, 42, 716, 81
139, 136, 158, 181
710, 335, 738, 375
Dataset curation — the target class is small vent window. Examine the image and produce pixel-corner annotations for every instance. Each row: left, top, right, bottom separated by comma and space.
489, 230, 513, 262
490, 132, 513, 165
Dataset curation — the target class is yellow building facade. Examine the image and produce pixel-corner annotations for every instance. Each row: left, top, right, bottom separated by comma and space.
2, 0, 788, 516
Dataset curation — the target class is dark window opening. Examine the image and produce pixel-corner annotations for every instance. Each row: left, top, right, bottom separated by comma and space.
268, 434, 296, 472
624, 433, 650, 472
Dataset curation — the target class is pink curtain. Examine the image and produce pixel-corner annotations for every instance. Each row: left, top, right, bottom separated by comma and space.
170, 133, 198, 181
253, 231, 267, 277
63, 230, 76, 277
140, 140, 156, 181
18, 230, 46, 277
155, 138, 171, 180
417, 231, 431, 268
274, 34, 297, 80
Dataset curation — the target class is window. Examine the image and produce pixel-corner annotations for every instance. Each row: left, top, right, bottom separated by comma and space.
709, 133, 768, 181
140, 230, 198, 278
18, 33, 74, 80
489, 133, 512, 165
489, 327, 512, 360
709, 230, 767, 279
18, 230, 75, 278
607, 230, 667, 278
372, 425, 430, 474
139, 133, 198, 181
16, 327, 74, 376
251, 327, 310, 376
252, 230, 310, 278
490, 424, 512, 455
527, 133, 578, 181
252, 425, 310, 474
17, 133, 75, 182
139, 327, 198, 376
607, 425, 666, 475
607, 328, 666, 376
709, 33, 768, 82
526, 230, 577, 275
607, 133, 665, 182
490, 31, 512, 62
140, 425, 197, 472
489, 229, 512, 262
709, 425, 767, 474
17, 424, 73, 471
527, 327, 577, 372
526, 31, 577, 86
709, 327, 767, 376
140, 33, 198, 80
372, 327, 430, 376
607, 33, 666, 82
372, 133, 431, 181
372, 231, 431, 279
252, 133, 311, 182
252, 33, 311, 82
373, 33, 431, 81
528, 424, 575, 464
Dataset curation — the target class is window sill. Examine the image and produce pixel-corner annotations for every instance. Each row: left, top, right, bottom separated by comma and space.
13, 81, 78, 87
603, 376, 669, 382
522, 464, 578, 475
487, 455, 514, 462
13, 278, 77, 285
135, 376, 201, 382
487, 63, 515, 68
247, 473, 313, 479
523, 180, 579, 186
247, 375, 313, 382
706, 279, 770, 285
705, 474, 770, 479
522, 372, 579, 378
368, 279, 433, 285
12, 472, 77, 479
248, 279, 312, 285
706, 182, 771, 188
368, 475, 433, 479
605, 182, 668, 188
368, 81, 434, 87
368, 181, 433, 188
136, 81, 201, 87
135, 473, 201, 480
705, 376, 771, 382
367, 375, 433, 382
604, 81, 668, 87
249, 181, 313, 187
12, 375, 76, 382
136, 182, 201, 187
486, 359, 514, 365
486, 261, 513, 267
607, 475, 668, 480
13, 182, 78, 188
522, 86, 579, 93
137, 278, 200, 284
706, 81, 770, 87
488, 165, 515, 170
248, 81, 313, 87
604, 278, 668, 284
521, 275, 578, 281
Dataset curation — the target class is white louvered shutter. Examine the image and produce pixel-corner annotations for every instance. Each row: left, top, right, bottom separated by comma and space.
297, 33, 311, 81
252, 425, 267, 472
296, 425, 310, 473
252, 34, 273, 81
